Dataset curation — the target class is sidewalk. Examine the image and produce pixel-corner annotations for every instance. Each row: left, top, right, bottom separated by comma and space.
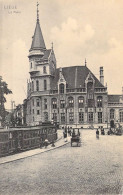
0, 130, 70, 165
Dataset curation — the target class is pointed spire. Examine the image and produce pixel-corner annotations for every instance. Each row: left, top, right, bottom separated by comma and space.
30, 2, 46, 51
85, 58, 87, 66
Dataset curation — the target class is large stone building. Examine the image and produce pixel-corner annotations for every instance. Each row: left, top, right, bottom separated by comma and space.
26, 5, 123, 128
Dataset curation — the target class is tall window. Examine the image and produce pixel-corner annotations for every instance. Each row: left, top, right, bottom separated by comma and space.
88, 112, 93, 123
119, 110, 123, 122
110, 109, 115, 119
43, 66, 47, 74
61, 113, 65, 124
69, 112, 74, 123
78, 96, 84, 108
44, 112, 48, 122
52, 98, 57, 109
31, 62, 32, 69
79, 112, 84, 123
36, 80, 39, 91
37, 110, 40, 115
59, 83, 64, 94
60, 100, 65, 108
68, 97, 74, 108
97, 96, 103, 107
98, 112, 102, 123
44, 99, 47, 109
32, 81, 34, 91
36, 99, 40, 107
53, 113, 57, 122
44, 80, 47, 90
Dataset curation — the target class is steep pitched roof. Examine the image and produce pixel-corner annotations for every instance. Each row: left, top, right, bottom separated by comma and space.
108, 95, 122, 103
30, 21, 46, 50
50, 66, 104, 90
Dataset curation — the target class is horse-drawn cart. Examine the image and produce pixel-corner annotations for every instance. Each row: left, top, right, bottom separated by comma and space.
71, 135, 81, 147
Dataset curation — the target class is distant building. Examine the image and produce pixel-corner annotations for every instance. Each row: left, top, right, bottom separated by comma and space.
26, 5, 123, 128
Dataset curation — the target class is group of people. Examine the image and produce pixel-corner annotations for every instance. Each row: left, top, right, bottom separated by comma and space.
96, 127, 105, 138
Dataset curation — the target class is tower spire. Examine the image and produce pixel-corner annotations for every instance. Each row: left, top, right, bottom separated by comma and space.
37, 2, 39, 22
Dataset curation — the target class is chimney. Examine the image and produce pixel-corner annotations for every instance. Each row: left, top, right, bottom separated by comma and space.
100, 66, 104, 85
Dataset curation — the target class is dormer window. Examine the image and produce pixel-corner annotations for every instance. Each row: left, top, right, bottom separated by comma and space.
59, 83, 64, 94
43, 66, 47, 74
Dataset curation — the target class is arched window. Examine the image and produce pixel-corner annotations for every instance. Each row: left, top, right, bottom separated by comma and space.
78, 96, 84, 108
32, 81, 34, 91
43, 66, 46, 73
36, 80, 39, 91
44, 80, 47, 90
52, 98, 57, 109
68, 97, 74, 108
97, 96, 103, 107
110, 109, 115, 119
59, 83, 64, 94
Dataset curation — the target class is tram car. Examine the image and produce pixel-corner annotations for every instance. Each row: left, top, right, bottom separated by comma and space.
0, 124, 57, 157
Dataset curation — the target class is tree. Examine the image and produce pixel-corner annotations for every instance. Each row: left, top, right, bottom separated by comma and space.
0, 76, 12, 126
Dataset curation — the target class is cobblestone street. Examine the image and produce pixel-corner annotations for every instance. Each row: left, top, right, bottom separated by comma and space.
0, 130, 123, 195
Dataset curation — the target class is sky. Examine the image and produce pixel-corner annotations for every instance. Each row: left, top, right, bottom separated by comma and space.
0, 0, 123, 109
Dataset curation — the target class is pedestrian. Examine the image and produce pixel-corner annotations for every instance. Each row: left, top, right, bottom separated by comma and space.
77, 129, 80, 136
44, 138, 49, 148
96, 129, 99, 139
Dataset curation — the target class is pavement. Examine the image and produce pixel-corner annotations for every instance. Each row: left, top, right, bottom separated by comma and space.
0, 130, 70, 165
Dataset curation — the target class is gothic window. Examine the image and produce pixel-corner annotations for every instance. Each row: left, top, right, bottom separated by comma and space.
97, 96, 103, 107
36, 80, 39, 91
44, 80, 47, 90
119, 110, 123, 122
88, 112, 93, 123
44, 112, 48, 122
79, 112, 84, 123
36, 99, 40, 107
78, 96, 84, 108
98, 112, 102, 123
61, 113, 65, 124
32, 81, 34, 91
69, 112, 74, 123
60, 100, 65, 108
68, 97, 74, 108
110, 109, 115, 119
59, 83, 64, 94
44, 99, 47, 109
43, 66, 47, 74
52, 98, 57, 109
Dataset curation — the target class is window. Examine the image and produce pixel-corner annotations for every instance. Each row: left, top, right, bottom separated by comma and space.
119, 110, 123, 122
33, 109, 34, 114
52, 113, 57, 122
88, 93, 93, 99
37, 110, 40, 115
78, 96, 84, 108
110, 109, 115, 119
60, 100, 65, 108
44, 112, 48, 122
32, 99, 34, 107
52, 98, 57, 109
97, 96, 103, 107
44, 80, 47, 90
98, 112, 102, 123
31, 62, 32, 69
61, 113, 65, 124
32, 81, 34, 91
88, 112, 93, 123
44, 99, 47, 109
69, 112, 74, 123
59, 83, 64, 94
36, 80, 39, 91
43, 66, 47, 73
36, 99, 40, 107
33, 116, 35, 122
68, 97, 74, 108
79, 112, 84, 123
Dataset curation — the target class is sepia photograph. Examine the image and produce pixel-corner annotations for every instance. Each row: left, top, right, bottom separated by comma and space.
0, 0, 123, 194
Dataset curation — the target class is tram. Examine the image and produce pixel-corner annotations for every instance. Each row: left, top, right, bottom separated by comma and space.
0, 124, 57, 157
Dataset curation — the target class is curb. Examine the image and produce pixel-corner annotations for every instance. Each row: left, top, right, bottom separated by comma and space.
0, 139, 70, 165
